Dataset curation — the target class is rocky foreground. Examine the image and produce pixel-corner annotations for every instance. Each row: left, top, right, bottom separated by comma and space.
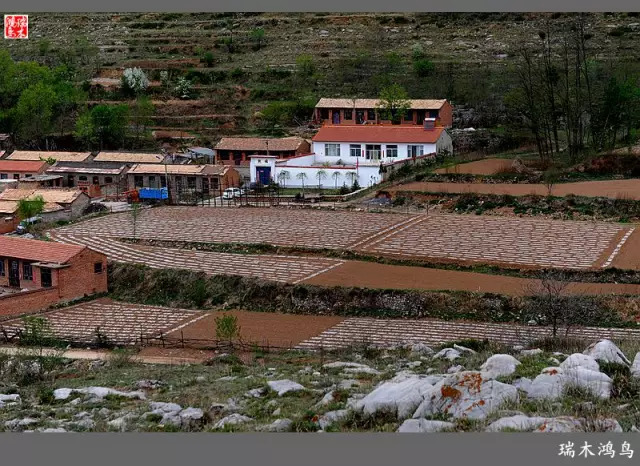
0, 338, 639, 433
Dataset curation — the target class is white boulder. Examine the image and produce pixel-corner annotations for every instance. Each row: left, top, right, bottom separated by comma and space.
412, 371, 519, 420
560, 354, 599, 372
583, 340, 630, 365
265, 418, 293, 432
354, 376, 435, 420
631, 352, 640, 379
397, 419, 455, 433
267, 380, 305, 396
486, 415, 549, 432
433, 348, 461, 361
480, 354, 521, 378
213, 414, 253, 429
318, 409, 350, 430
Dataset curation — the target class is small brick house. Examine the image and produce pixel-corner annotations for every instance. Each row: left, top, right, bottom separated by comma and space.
0, 237, 108, 314
313, 98, 454, 128
0, 160, 49, 180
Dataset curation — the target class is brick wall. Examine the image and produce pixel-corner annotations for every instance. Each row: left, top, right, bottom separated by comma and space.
0, 287, 62, 318
58, 248, 108, 300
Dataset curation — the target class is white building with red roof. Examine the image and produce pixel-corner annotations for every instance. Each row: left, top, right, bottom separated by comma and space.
249, 121, 452, 189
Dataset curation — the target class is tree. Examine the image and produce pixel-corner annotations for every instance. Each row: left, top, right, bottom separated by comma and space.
332, 171, 341, 190
17, 195, 45, 225
543, 167, 560, 196
526, 271, 581, 338
131, 202, 141, 240
414, 59, 435, 77
121, 67, 149, 96
250, 27, 265, 51
174, 77, 193, 100
377, 84, 410, 124
296, 172, 307, 195
316, 169, 327, 190
277, 170, 290, 188
130, 96, 154, 148
202, 51, 215, 67
296, 54, 315, 77
75, 104, 129, 150
14, 82, 56, 145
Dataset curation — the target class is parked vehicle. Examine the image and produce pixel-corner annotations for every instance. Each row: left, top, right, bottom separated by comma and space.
16, 216, 42, 234
222, 188, 245, 199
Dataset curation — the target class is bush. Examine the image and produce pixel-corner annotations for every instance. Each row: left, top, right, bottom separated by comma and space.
413, 58, 435, 77
215, 314, 240, 341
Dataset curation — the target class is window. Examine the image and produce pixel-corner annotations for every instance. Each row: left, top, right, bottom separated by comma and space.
134, 176, 144, 188
92, 176, 99, 185
0, 173, 6, 179
40, 268, 52, 288
94, 262, 103, 274
404, 109, 414, 122
23, 263, 33, 281
148, 176, 157, 188
160, 176, 167, 188
25, 174, 32, 178
386, 145, 398, 158
349, 144, 362, 157
367, 109, 376, 121
408, 145, 424, 157
325, 144, 340, 157
79, 175, 87, 181
0, 259, 4, 276
356, 110, 365, 124
344, 109, 353, 120
105, 176, 113, 184
13, 174, 19, 180
187, 177, 197, 190
320, 108, 329, 119
365, 144, 381, 160
68, 175, 75, 187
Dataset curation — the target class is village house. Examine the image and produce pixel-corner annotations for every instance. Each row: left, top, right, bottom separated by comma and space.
0, 188, 90, 225
92, 151, 167, 165
250, 121, 452, 189
45, 163, 129, 198
4, 150, 92, 164
214, 137, 311, 183
18, 174, 64, 190
127, 164, 240, 202
0, 236, 107, 316
313, 98, 454, 128
0, 160, 49, 180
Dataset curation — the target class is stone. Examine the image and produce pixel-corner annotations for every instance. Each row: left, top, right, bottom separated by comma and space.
53, 387, 145, 401
195, 376, 206, 383
107, 414, 137, 432
39, 428, 67, 433
486, 415, 549, 432
354, 376, 435, 420
480, 354, 521, 378
527, 367, 612, 400
180, 407, 204, 427
453, 344, 476, 354
397, 419, 456, 433
265, 418, 292, 432
317, 391, 337, 407
318, 409, 349, 430
213, 414, 253, 429
272, 408, 281, 417
631, 352, 640, 379
583, 340, 630, 365
267, 380, 305, 396
149, 402, 182, 413
208, 403, 228, 416
433, 348, 461, 361
217, 376, 237, 381
338, 379, 360, 390
5, 417, 38, 431
0, 394, 20, 403
245, 388, 265, 398
560, 354, 599, 372
447, 365, 464, 374
520, 349, 543, 357
413, 371, 519, 421
513, 378, 532, 393
135, 380, 164, 390
73, 418, 96, 430
410, 343, 434, 355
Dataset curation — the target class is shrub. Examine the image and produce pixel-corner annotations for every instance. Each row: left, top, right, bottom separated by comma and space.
414, 58, 435, 77
121, 67, 150, 95
215, 314, 240, 341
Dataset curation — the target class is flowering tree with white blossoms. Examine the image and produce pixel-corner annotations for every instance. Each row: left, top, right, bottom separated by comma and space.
122, 67, 150, 95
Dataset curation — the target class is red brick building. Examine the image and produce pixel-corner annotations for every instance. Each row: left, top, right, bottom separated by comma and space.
0, 237, 108, 316
0, 160, 49, 180
313, 98, 454, 128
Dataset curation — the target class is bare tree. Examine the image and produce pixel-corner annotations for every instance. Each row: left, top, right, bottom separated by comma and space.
526, 270, 573, 338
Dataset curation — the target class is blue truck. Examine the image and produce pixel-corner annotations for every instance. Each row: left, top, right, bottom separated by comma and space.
137, 187, 168, 201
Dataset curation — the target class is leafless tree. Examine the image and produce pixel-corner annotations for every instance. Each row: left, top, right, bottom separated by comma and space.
525, 270, 577, 338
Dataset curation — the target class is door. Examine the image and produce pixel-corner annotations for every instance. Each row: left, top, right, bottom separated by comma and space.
9, 259, 19, 287
40, 267, 52, 288
332, 110, 340, 124
256, 167, 271, 185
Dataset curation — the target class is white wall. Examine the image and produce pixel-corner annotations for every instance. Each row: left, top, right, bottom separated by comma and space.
312, 141, 438, 164
274, 165, 381, 190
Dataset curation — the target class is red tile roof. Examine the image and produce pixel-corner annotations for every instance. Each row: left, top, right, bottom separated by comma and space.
312, 125, 445, 144
0, 160, 48, 173
0, 236, 86, 264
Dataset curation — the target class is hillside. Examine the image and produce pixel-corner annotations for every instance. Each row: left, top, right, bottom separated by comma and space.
2, 12, 640, 147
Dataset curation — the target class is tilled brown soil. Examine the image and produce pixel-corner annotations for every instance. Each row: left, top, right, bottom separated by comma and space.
393, 179, 640, 199
166, 310, 345, 349
435, 158, 514, 175
302, 260, 640, 296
